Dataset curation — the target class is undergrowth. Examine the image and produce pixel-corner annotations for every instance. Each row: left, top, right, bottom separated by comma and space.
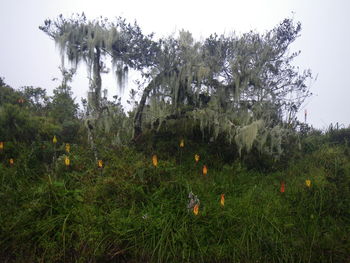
0, 133, 350, 263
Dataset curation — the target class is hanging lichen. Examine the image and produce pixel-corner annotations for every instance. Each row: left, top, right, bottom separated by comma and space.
235, 120, 264, 156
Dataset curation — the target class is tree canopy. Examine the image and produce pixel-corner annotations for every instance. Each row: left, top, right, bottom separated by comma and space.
40, 15, 312, 157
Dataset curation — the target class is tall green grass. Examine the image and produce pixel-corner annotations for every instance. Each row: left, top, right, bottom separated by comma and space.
1, 140, 350, 262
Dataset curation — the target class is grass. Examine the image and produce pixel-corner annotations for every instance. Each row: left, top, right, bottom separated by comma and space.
0, 138, 350, 262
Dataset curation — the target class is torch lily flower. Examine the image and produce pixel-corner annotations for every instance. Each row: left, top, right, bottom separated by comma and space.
65, 143, 70, 153
280, 181, 285, 193
305, 179, 311, 188
194, 154, 200, 163
98, 160, 103, 168
152, 154, 158, 167
0, 142, 3, 150
220, 194, 225, 206
9, 158, 14, 166
65, 156, 70, 166
193, 204, 199, 215
179, 139, 185, 148
203, 165, 208, 176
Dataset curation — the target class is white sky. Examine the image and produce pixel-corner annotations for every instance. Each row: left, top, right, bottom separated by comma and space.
0, 0, 349, 129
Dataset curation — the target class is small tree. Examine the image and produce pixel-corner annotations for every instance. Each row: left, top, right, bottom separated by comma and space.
40, 14, 158, 150
0, 79, 58, 142
49, 68, 80, 142
21, 86, 49, 113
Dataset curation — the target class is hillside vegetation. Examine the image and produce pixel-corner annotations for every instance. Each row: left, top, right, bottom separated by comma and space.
1, 16, 350, 262
1, 79, 350, 262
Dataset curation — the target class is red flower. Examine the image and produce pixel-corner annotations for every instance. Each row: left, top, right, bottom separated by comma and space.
280, 181, 285, 193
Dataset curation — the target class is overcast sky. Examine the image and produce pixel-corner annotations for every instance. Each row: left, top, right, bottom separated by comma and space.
0, 0, 349, 129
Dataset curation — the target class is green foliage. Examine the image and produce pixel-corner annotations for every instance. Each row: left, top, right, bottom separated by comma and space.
21, 86, 49, 112
327, 126, 350, 145
0, 78, 80, 143
93, 96, 133, 147
50, 89, 77, 123
1, 128, 350, 262
49, 78, 80, 143
0, 103, 58, 142
0, 79, 22, 105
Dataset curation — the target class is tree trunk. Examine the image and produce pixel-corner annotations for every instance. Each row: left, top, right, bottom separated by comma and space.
133, 72, 164, 141
87, 120, 98, 161
93, 47, 102, 110
87, 47, 102, 162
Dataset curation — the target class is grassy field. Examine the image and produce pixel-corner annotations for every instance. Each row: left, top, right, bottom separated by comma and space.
1, 131, 350, 262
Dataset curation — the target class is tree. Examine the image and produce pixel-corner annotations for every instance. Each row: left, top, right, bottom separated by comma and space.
40, 14, 109, 112
0, 77, 22, 106
20, 86, 49, 113
0, 79, 58, 142
40, 14, 158, 112
40, 14, 159, 151
131, 19, 312, 157
49, 68, 80, 142
41, 15, 312, 157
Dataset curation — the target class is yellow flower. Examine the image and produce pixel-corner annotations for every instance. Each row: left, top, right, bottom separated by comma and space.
305, 179, 311, 188
9, 158, 14, 165
220, 194, 225, 206
179, 139, 185, 148
65, 143, 70, 153
152, 154, 158, 167
98, 160, 103, 168
193, 204, 199, 215
65, 156, 70, 166
202, 165, 208, 176
194, 154, 200, 163
53, 135, 57, 144
0, 142, 3, 150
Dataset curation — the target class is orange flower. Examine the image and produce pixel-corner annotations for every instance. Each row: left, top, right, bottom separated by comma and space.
220, 194, 225, 206
193, 204, 199, 215
194, 154, 200, 163
0, 142, 3, 150
9, 158, 14, 166
202, 165, 208, 176
65, 143, 70, 153
280, 181, 285, 193
98, 160, 103, 168
65, 156, 70, 166
53, 135, 57, 144
179, 139, 185, 148
152, 154, 158, 167
305, 179, 311, 188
